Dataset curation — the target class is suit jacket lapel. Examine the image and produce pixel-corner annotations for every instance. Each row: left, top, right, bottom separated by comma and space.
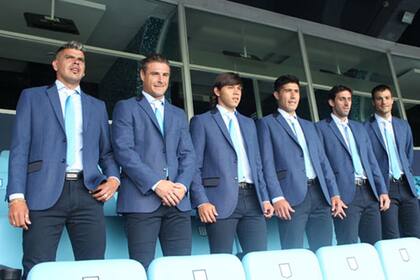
273, 111, 299, 146
81, 92, 90, 133
327, 117, 351, 155
46, 85, 65, 132
369, 116, 386, 151
137, 96, 162, 136
211, 109, 235, 149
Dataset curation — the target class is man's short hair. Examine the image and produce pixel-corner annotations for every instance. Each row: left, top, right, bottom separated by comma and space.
328, 85, 353, 101
213, 72, 243, 89
141, 53, 170, 72
371, 84, 392, 99
210, 72, 242, 108
55, 41, 85, 58
273, 74, 300, 92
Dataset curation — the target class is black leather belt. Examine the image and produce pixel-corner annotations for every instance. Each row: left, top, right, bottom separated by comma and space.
307, 178, 317, 185
239, 182, 254, 189
65, 171, 83, 181
390, 175, 405, 184
355, 178, 367, 186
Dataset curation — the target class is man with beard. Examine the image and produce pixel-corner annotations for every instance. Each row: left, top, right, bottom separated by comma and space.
316, 85, 390, 245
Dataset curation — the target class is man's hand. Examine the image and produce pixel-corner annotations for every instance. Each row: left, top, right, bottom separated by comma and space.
172, 183, 187, 202
331, 195, 347, 219
198, 203, 218, 223
263, 201, 274, 218
9, 199, 31, 230
91, 177, 119, 202
155, 180, 180, 207
379, 194, 391, 211
273, 199, 295, 220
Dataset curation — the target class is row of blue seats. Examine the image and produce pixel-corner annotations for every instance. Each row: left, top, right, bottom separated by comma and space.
26, 237, 420, 280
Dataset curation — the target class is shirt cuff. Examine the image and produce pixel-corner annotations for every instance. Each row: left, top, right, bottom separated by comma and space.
272, 196, 285, 203
9, 193, 25, 201
151, 180, 161, 191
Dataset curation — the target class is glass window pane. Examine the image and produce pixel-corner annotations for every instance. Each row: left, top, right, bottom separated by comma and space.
0, 0, 180, 60
315, 88, 401, 122
404, 103, 420, 147
0, 112, 14, 151
392, 55, 420, 100
186, 8, 305, 80
0, 37, 185, 118
305, 35, 393, 93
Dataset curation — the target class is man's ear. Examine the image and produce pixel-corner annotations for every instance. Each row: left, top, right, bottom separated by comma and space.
213, 87, 220, 97
52, 60, 58, 71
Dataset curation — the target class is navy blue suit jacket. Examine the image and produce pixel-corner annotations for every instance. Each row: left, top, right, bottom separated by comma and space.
316, 117, 388, 204
364, 116, 417, 196
7, 85, 120, 210
112, 96, 195, 213
256, 112, 339, 206
189, 109, 269, 219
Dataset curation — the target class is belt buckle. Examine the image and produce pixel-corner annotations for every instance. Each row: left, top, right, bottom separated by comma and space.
239, 182, 247, 189
65, 171, 81, 181
391, 176, 402, 183
355, 178, 364, 186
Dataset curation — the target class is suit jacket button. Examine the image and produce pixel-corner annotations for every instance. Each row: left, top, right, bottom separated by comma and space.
63, 138, 66, 143
62, 159, 65, 163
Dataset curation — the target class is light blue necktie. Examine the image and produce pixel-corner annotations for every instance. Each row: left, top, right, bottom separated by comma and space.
154, 100, 168, 177
228, 115, 245, 182
383, 122, 401, 179
65, 93, 76, 167
290, 118, 316, 179
154, 101, 164, 135
344, 125, 364, 177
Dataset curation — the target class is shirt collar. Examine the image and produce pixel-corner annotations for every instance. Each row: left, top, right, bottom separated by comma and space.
374, 113, 392, 124
331, 113, 348, 127
142, 90, 165, 106
217, 104, 236, 118
278, 108, 297, 121
55, 80, 81, 95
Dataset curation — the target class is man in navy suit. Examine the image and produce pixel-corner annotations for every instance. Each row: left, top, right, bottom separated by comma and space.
317, 85, 390, 245
190, 72, 273, 256
7, 41, 120, 279
257, 75, 346, 251
112, 54, 195, 269
365, 84, 420, 239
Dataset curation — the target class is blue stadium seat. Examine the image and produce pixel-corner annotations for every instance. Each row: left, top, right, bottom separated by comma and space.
242, 249, 323, 280
103, 193, 118, 216
27, 259, 146, 280
0, 217, 23, 269
0, 150, 9, 216
375, 237, 420, 280
316, 243, 386, 280
104, 216, 129, 259
148, 254, 246, 280
191, 217, 210, 255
